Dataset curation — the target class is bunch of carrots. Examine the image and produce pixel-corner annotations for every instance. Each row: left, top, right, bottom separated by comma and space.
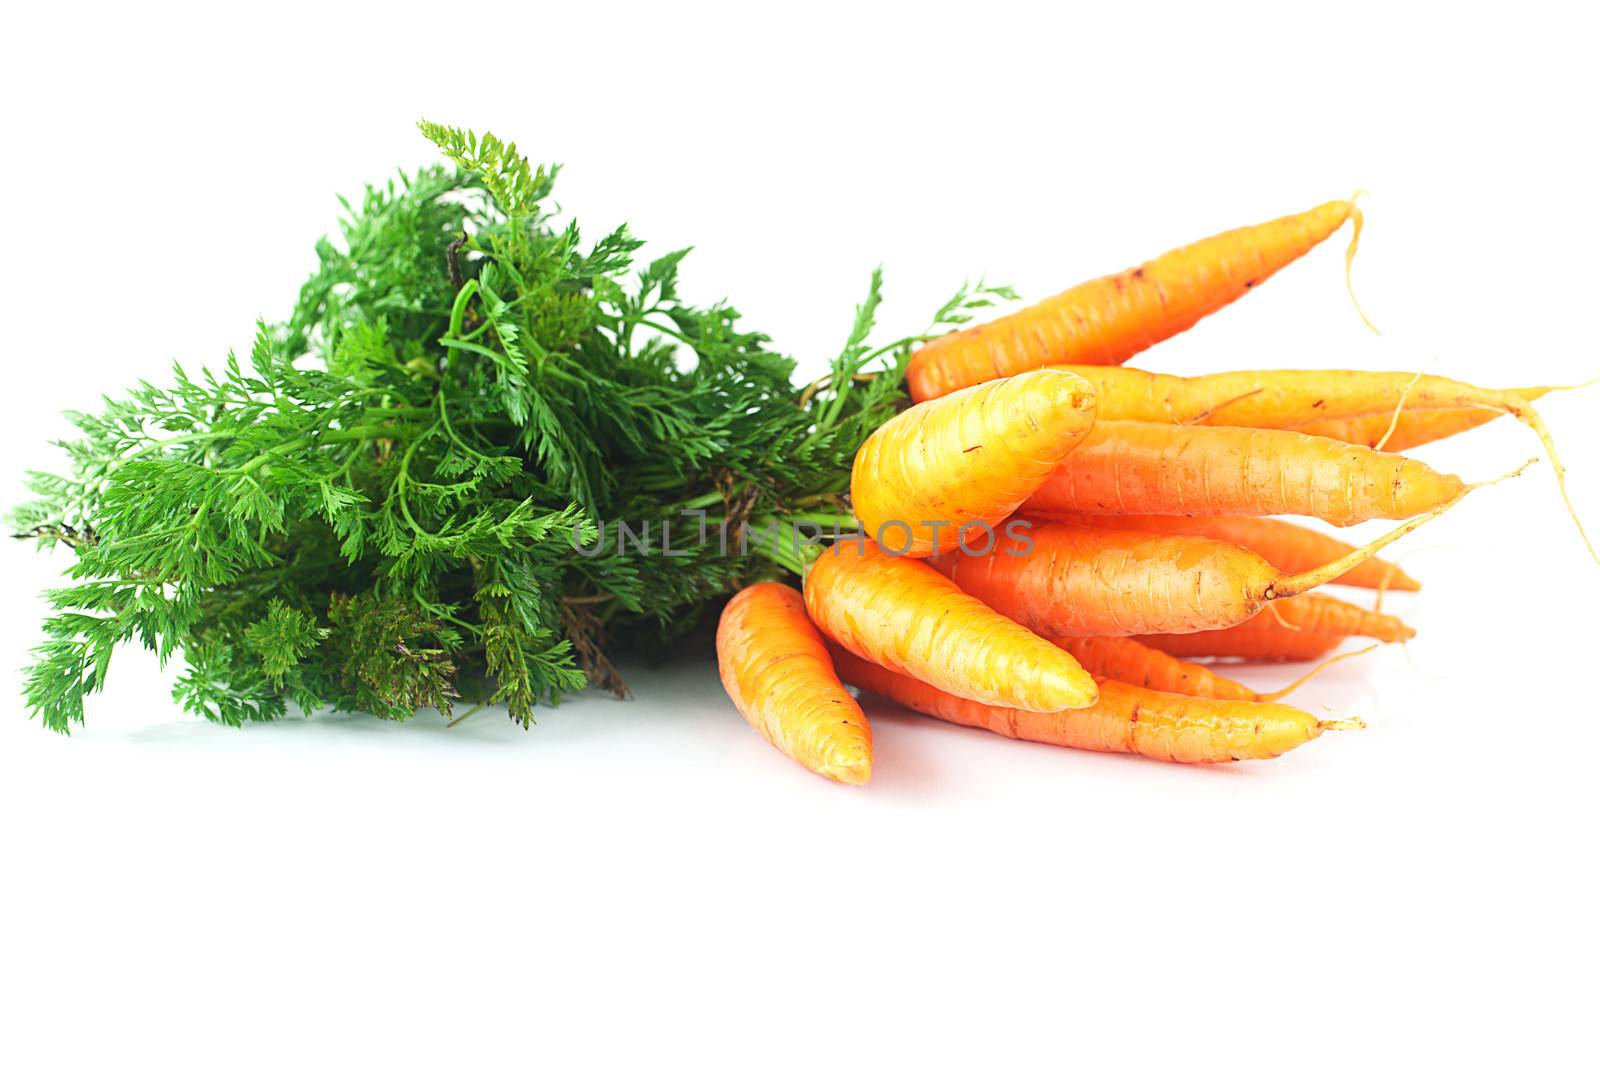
717, 199, 1591, 783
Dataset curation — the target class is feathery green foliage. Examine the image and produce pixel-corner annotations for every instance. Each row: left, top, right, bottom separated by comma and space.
13, 122, 1010, 733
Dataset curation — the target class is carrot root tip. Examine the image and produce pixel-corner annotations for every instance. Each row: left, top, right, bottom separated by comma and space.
1317, 716, 1367, 732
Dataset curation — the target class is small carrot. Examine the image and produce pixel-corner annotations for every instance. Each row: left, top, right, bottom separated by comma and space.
1138, 627, 1345, 663
1057, 513, 1421, 592
804, 538, 1098, 713
850, 368, 1097, 557
716, 583, 873, 784
1022, 421, 1469, 526
1047, 635, 1259, 702
906, 198, 1363, 401
1052, 634, 1373, 702
831, 644, 1361, 764
932, 515, 1449, 637
1288, 401, 1544, 452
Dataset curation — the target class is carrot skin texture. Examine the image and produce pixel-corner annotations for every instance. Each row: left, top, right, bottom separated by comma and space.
1052, 513, 1421, 592
1049, 635, 1260, 702
804, 539, 1098, 712
716, 583, 873, 784
850, 368, 1097, 557
906, 200, 1355, 401
1023, 421, 1466, 526
831, 646, 1334, 763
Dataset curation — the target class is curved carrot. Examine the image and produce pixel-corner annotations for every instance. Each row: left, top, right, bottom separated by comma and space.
1022, 421, 1467, 526
932, 516, 1449, 637
1055, 513, 1421, 592
906, 199, 1361, 401
831, 645, 1360, 763
716, 583, 873, 784
851, 368, 1097, 557
804, 538, 1097, 712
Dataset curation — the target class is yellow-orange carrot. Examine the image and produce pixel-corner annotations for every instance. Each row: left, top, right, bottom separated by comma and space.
850, 368, 1097, 557
804, 538, 1097, 712
1055, 513, 1420, 592
831, 645, 1360, 763
1023, 421, 1467, 526
715, 583, 873, 784
906, 199, 1361, 401
1070, 366, 1551, 433
932, 517, 1446, 636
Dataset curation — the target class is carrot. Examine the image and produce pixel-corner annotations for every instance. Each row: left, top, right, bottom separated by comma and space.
850, 368, 1097, 557
831, 644, 1361, 764
1055, 513, 1421, 592
804, 538, 1097, 712
715, 583, 873, 784
1053, 634, 1375, 702
1288, 399, 1546, 452
1047, 635, 1258, 702
1067, 367, 1594, 558
1021, 421, 1469, 526
906, 198, 1363, 401
931, 509, 1458, 637
1069, 366, 1551, 432
1138, 627, 1345, 663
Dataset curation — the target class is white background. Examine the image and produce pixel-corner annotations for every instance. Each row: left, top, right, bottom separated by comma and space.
3, 3, 1596, 1063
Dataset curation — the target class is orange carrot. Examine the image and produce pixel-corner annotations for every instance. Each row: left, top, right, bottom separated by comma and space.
1288, 402, 1543, 451
1052, 634, 1373, 702
831, 644, 1361, 763
1054, 513, 1421, 592
1138, 627, 1345, 663
850, 368, 1096, 557
1022, 421, 1468, 526
1048, 635, 1259, 702
715, 583, 873, 784
804, 538, 1097, 712
1069, 366, 1551, 433
906, 199, 1362, 401
1068, 366, 1595, 558
931, 513, 1453, 637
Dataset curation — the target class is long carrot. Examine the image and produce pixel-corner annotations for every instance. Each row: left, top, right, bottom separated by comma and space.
804, 538, 1098, 713
1063, 366, 1594, 557
1052, 634, 1374, 702
850, 368, 1096, 557
906, 198, 1363, 401
1056, 513, 1421, 592
715, 583, 873, 784
1137, 627, 1344, 663
1047, 635, 1258, 702
932, 507, 1459, 637
1136, 594, 1412, 664
1022, 421, 1469, 526
831, 645, 1361, 764
1288, 401, 1545, 452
